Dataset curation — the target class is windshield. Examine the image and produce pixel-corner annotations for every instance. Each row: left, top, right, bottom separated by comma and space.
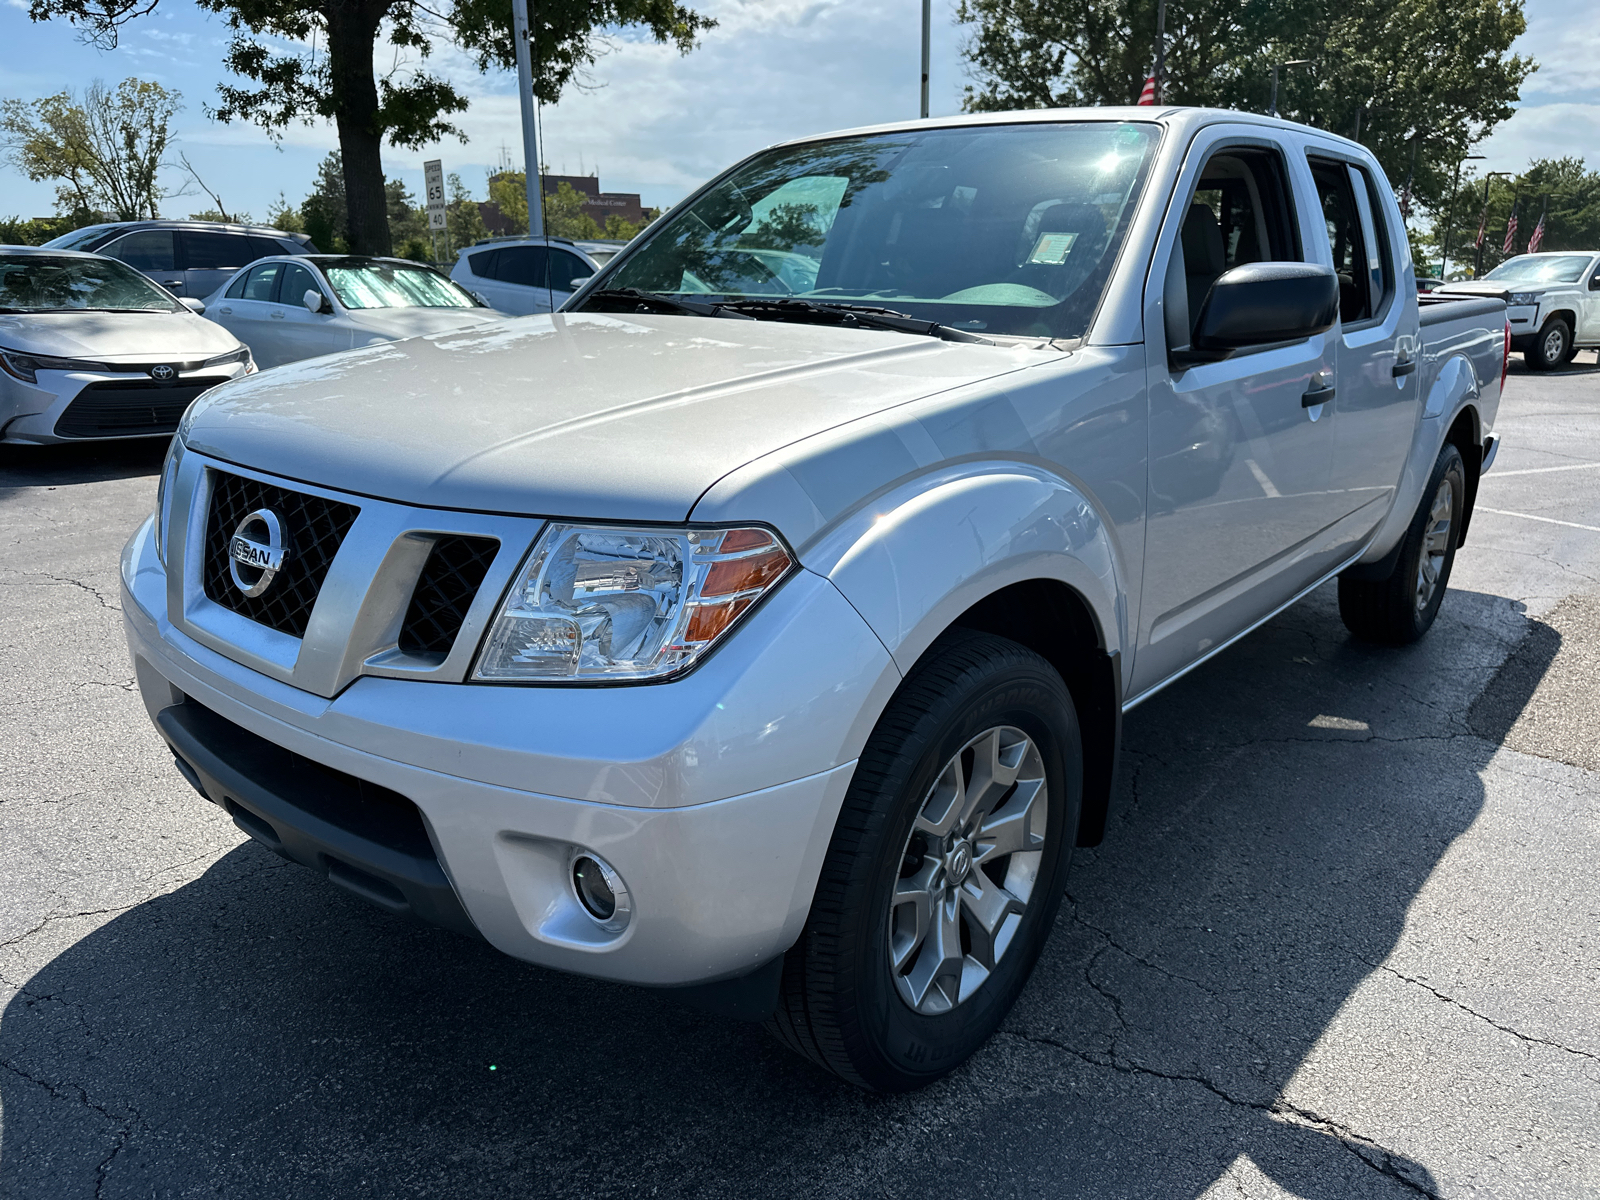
322, 263, 479, 310
589, 122, 1159, 340
1485, 255, 1593, 284
0, 253, 180, 312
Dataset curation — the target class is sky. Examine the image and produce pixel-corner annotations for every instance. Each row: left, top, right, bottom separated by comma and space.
0, 0, 1592, 223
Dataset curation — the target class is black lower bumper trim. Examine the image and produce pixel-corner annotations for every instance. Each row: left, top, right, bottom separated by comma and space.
157, 699, 480, 940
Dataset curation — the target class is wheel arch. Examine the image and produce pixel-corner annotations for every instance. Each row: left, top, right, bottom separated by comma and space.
1443, 404, 1482, 546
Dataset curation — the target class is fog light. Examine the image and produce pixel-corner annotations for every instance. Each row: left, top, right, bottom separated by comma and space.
572, 854, 631, 933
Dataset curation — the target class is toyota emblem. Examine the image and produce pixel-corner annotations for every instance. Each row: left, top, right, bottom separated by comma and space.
150, 364, 177, 381
228, 508, 289, 597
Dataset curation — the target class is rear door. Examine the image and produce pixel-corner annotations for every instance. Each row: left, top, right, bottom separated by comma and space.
1583, 256, 1600, 344
1307, 153, 1417, 534
1134, 129, 1344, 694
212, 261, 284, 364
181, 230, 256, 300
493, 245, 552, 314
102, 230, 184, 295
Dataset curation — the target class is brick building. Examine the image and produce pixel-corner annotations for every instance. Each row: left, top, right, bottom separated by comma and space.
479, 173, 653, 236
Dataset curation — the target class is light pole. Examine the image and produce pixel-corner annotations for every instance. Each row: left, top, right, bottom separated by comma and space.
1153, 0, 1166, 103
1474, 171, 1514, 278
1268, 60, 1313, 118
1438, 153, 1485, 280
512, 0, 544, 237
919, 0, 931, 118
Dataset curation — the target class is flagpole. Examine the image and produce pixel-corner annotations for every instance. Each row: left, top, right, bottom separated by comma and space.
1153, 0, 1165, 104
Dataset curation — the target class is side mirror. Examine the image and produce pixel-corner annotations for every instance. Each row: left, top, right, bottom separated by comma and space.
566, 275, 593, 290
1590, 273, 1600, 292
180, 297, 206, 315
1178, 263, 1340, 365
303, 289, 330, 314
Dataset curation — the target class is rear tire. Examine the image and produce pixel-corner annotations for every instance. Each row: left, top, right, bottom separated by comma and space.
1525, 317, 1572, 371
1338, 443, 1465, 645
767, 629, 1081, 1091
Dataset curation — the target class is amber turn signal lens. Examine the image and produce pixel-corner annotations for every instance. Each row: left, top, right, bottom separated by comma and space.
702, 549, 790, 598
686, 595, 754, 643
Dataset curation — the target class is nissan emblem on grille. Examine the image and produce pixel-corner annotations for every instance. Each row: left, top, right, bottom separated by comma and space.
150, 364, 176, 381
228, 509, 289, 597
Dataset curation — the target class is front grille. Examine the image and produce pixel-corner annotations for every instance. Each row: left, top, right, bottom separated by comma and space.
202, 471, 360, 638
398, 535, 500, 656
53, 377, 228, 438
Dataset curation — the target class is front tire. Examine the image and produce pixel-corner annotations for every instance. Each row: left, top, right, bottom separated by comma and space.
1338, 443, 1465, 644
768, 630, 1081, 1091
1526, 317, 1572, 371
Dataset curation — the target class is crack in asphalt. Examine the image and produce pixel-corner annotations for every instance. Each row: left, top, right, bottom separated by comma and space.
1000, 1029, 1443, 1198
0, 1058, 143, 1198
6, 571, 121, 611
1363, 959, 1598, 1062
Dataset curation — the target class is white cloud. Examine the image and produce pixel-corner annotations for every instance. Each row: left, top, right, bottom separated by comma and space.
1476, 103, 1600, 175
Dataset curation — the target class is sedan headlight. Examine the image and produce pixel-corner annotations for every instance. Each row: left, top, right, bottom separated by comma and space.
1507, 292, 1541, 306
473, 524, 794, 682
0, 348, 108, 384
203, 346, 256, 373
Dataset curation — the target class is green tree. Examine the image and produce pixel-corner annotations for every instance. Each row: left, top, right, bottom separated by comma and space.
543, 181, 601, 239
959, 0, 1534, 212
265, 192, 305, 233
27, 0, 713, 257
188, 207, 256, 222
301, 150, 347, 252
446, 171, 490, 251
0, 213, 97, 245
1, 78, 181, 219
386, 177, 429, 250
488, 170, 529, 235
1424, 158, 1600, 277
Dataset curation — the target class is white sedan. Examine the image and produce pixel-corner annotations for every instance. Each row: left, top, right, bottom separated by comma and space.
0, 247, 253, 444
202, 256, 506, 369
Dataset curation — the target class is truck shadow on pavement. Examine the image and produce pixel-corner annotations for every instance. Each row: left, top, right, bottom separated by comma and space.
0, 585, 1557, 1199
0, 439, 167, 490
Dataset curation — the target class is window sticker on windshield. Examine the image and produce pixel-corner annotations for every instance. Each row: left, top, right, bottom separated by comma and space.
1027, 232, 1079, 264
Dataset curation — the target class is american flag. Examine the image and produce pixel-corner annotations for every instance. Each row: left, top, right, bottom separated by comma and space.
1528, 206, 1547, 254
1502, 203, 1518, 256
1137, 72, 1157, 105
1474, 207, 1488, 249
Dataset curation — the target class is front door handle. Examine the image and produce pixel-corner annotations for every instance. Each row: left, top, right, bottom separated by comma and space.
269, 310, 285, 320
1392, 359, 1417, 377
1302, 384, 1336, 408
217, 306, 232, 315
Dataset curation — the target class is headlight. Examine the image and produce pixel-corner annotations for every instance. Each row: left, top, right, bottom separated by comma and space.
0, 348, 108, 384
1507, 292, 1540, 306
473, 524, 794, 682
203, 346, 256, 373
154, 433, 185, 565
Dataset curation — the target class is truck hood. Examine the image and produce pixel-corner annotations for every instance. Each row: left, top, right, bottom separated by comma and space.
181, 311, 1055, 521
0, 309, 240, 360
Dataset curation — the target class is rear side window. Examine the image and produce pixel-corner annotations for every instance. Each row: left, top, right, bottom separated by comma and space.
104, 230, 176, 273
467, 249, 498, 279
549, 249, 591, 291
496, 246, 548, 288
241, 262, 281, 301
277, 262, 319, 308
1308, 158, 1390, 325
183, 231, 252, 270
249, 235, 292, 260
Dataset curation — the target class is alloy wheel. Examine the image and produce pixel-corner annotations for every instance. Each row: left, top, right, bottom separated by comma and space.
1414, 477, 1455, 613
888, 725, 1048, 1015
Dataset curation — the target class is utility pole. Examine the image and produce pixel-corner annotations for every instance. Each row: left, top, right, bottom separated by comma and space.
1153, 0, 1166, 104
1268, 60, 1313, 119
512, 0, 544, 237
1474, 171, 1514, 278
1438, 153, 1485, 280
920, 0, 931, 118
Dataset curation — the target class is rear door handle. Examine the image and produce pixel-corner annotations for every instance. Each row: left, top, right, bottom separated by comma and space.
269, 310, 285, 320
1302, 384, 1336, 408
1392, 359, 1417, 377
217, 306, 232, 315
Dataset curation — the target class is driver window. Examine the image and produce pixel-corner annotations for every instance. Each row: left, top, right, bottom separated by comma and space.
277, 262, 318, 307
1174, 148, 1300, 338
105, 230, 176, 274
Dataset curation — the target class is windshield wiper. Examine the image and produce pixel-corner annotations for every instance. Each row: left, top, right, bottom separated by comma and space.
717, 298, 994, 345
582, 288, 753, 320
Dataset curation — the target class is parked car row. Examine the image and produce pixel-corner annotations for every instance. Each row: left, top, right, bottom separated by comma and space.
1438, 251, 1600, 370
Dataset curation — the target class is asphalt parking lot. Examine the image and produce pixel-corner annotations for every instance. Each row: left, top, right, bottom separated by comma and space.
3, 356, 1598, 1199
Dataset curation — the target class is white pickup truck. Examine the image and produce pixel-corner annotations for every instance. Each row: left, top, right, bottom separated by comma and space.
1439, 251, 1600, 370
122, 107, 1508, 1091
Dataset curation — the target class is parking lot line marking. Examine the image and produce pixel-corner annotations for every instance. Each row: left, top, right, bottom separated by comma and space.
1491, 461, 1600, 478
1477, 507, 1600, 534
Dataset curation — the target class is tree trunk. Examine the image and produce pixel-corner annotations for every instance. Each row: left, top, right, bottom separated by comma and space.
325, 0, 392, 256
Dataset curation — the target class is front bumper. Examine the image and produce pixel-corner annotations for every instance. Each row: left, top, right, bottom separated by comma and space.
123, 514, 893, 985
1, 364, 245, 444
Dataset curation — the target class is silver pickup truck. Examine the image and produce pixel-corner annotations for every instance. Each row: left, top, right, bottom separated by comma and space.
122, 107, 1508, 1091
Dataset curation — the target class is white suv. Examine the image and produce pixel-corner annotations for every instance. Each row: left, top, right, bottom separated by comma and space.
449, 237, 601, 315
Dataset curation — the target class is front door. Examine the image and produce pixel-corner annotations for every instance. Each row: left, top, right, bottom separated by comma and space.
267, 262, 351, 364
213, 261, 284, 365
1133, 135, 1345, 695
